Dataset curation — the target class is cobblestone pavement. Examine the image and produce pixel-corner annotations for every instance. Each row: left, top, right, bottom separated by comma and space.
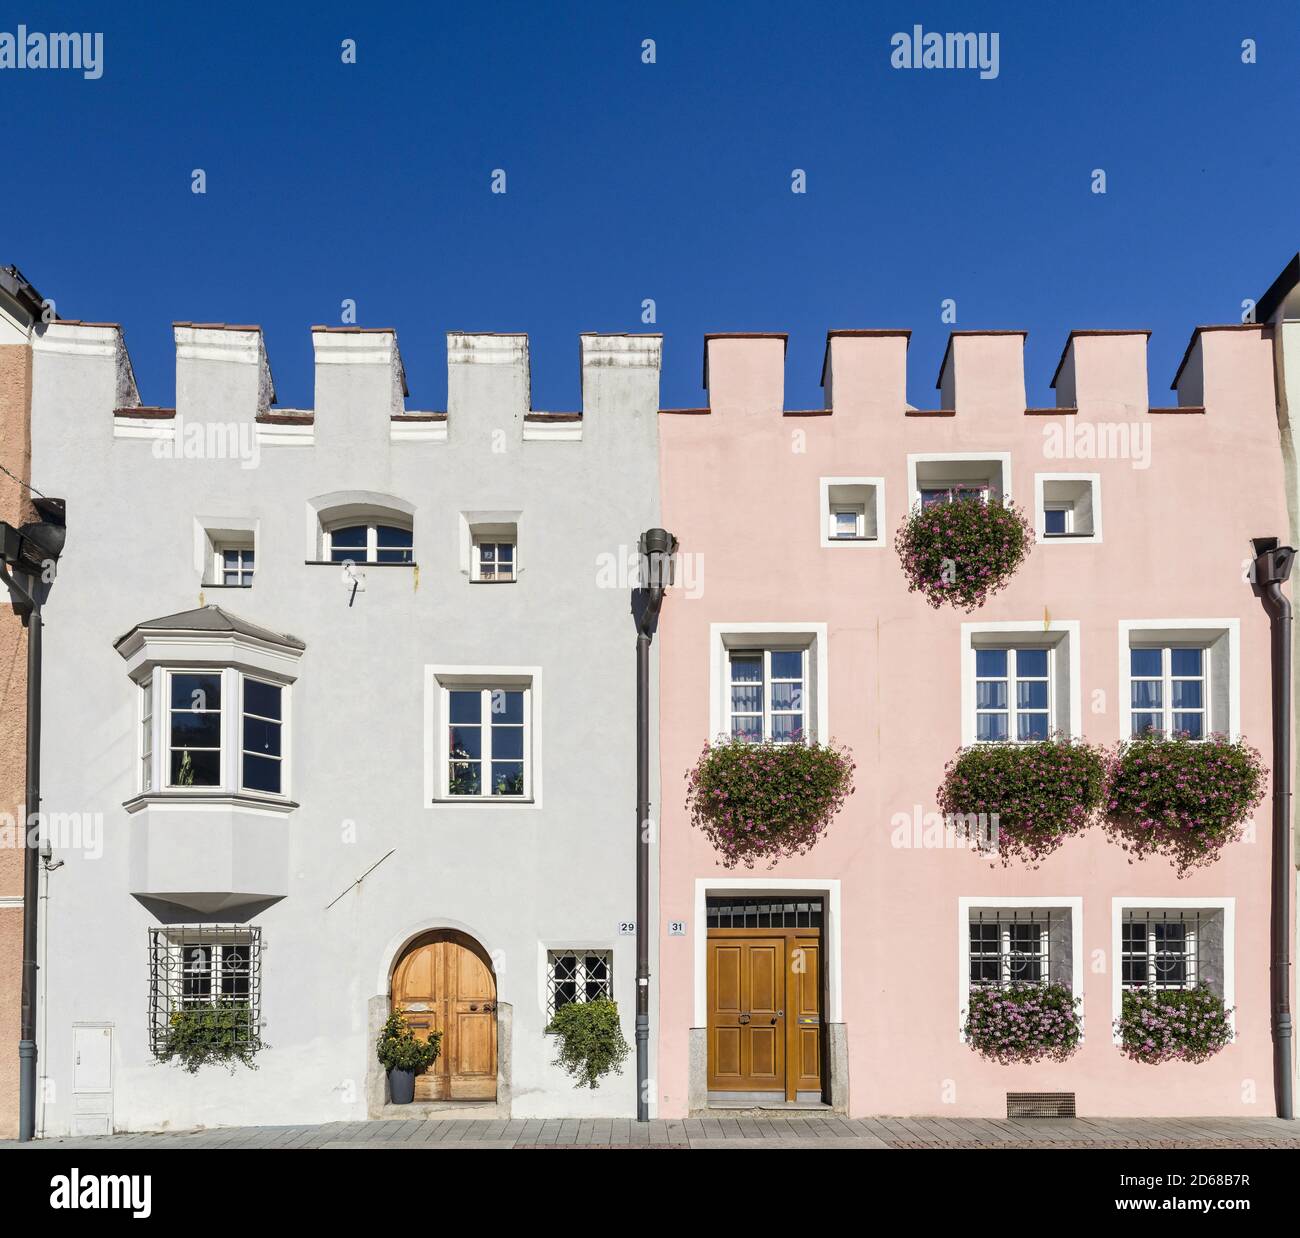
5, 1115, 1299, 1150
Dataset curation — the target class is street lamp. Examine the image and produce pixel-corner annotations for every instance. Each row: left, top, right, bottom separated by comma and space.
1249, 535, 1295, 1121
634, 528, 676, 1122
0, 494, 65, 1142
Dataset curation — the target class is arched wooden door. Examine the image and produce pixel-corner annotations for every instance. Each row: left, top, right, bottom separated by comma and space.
390, 930, 497, 1101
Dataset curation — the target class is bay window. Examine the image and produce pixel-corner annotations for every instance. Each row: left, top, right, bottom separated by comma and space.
138, 667, 290, 799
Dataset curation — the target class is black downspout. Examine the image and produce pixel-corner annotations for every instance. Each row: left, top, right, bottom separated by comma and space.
635, 529, 674, 1122
635, 620, 651, 1121
0, 558, 39, 1142
1253, 536, 1295, 1120
1261, 573, 1295, 1120
19, 601, 39, 1141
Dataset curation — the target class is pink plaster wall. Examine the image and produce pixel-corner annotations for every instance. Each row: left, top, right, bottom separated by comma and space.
656, 324, 1291, 1118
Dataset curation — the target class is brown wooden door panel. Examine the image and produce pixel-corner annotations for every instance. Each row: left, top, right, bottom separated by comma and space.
392, 932, 497, 1102
707, 926, 823, 1100
707, 936, 786, 1092
789, 938, 821, 1097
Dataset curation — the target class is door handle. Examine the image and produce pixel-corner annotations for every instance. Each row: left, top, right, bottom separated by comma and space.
469, 1004, 479, 1012
737, 1013, 751, 1025
771, 1010, 783, 1025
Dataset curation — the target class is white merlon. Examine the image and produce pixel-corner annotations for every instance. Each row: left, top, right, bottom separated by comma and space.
175, 324, 276, 419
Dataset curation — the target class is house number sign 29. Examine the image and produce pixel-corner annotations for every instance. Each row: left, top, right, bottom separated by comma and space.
619, 922, 636, 935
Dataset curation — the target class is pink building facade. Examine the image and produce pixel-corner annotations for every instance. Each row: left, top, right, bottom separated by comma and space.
655, 324, 1291, 1118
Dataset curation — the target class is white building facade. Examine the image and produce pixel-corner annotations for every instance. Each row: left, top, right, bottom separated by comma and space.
28, 321, 662, 1133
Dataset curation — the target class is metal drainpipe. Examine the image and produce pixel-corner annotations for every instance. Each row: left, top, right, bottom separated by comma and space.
1260, 569, 1295, 1120
0, 559, 40, 1142
19, 599, 40, 1141
635, 529, 674, 1122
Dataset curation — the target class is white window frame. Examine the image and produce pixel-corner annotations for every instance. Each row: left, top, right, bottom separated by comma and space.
818, 476, 885, 549
961, 621, 1081, 746
215, 543, 255, 587
1034, 472, 1102, 545
139, 676, 154, 793
195, 518, 260, 588
324, 519, 414, 565
957, 896, 1084, 1042
908, 452, 1011, 511
139, 666, 293, 802
424, 665, 543, 809
726, 647, 809, 744
174, 939, 254, 1009
1110, 897, 1235, 1043
1118, 620, 1239, 741
471, 534, 517, 582
239, 675, 285, 797
163, 667, 226, 792
709, 624, 828, 744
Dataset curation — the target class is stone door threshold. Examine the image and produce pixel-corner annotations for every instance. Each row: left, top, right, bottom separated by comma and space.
378, 1100, 509, 1120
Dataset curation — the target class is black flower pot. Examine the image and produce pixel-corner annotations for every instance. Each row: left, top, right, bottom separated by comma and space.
388, 1068, 416, 1105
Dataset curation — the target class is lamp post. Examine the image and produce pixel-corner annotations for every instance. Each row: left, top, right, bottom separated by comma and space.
1249, 535, 1295, 1120
0, 496, 65, 1141
635, 528, 675, 1122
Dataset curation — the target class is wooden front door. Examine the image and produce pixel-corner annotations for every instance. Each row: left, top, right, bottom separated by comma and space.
391, 931, 497, 1101
707, 914, 823, 1101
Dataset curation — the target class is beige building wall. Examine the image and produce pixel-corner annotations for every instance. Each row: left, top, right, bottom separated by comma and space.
0, 282, 36, 1139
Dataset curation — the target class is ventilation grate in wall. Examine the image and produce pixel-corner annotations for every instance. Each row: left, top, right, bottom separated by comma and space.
1007, 1092, 1076, 1119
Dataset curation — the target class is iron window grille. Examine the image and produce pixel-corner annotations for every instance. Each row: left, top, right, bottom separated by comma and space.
148, 926, 261, 1057
547, 950, 612, 1020
1122, 910, 1200, 991
969, 909, 1069, 989
705, 897, 824, 929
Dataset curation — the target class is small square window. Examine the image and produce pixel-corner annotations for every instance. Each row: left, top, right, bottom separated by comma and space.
546, 950, 613, 1021
1037, 475, 1099, 541
475, 538, 516, 581
1043, 505, 1070, 536
217, 546, 254, 587
820, 479, 882, 547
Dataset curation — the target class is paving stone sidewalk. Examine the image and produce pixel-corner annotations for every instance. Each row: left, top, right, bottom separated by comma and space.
6, 1115, 1300, 1150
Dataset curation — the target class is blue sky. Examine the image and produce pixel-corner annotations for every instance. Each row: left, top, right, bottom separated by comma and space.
5, 1, 1300, 413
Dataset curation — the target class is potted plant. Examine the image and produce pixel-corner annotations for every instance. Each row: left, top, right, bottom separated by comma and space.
1104, 733, 1265, 874
1115, 986, 1233, 1064
685, 736, 855, 869
963, 983, 1082, 1064
937, 736, 1106, 866
548, 997, 631, 1088
376, 1010, 441, 1104
156, 1000, 261, 1073
894, 493, 1034, 611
